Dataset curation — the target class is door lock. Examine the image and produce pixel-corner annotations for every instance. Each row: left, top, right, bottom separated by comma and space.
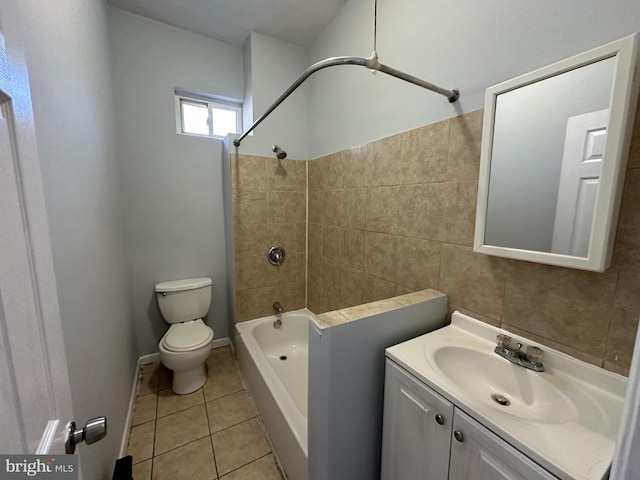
65, 416, 107, 454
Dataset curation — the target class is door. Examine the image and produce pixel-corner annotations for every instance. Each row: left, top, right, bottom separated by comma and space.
449, 410, 558, 480
381, 360, 453, 480
551, 109, 609, 257
0, 2, 75, 456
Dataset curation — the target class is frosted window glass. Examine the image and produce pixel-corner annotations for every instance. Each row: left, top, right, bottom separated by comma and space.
182, 102, 209, 135
211, 107, 238, 137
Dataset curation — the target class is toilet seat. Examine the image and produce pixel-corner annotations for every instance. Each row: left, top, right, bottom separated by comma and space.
162, 320, 213, 352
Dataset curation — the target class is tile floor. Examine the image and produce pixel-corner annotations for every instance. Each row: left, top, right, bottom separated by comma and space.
127, 346, 284, 480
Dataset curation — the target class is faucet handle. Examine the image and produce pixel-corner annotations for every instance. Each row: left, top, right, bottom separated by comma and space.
526, 346, 544, 365
496, 334, 512, 348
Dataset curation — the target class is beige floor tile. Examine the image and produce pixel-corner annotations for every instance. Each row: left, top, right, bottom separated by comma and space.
203, 366, 243, 401
207, 347, 236, 376
127, 421, 155, 464
220, 454, 282, 479
212, 418, 271, 476
206, 390, 256, 433
132, 459, 152, 480
152, 437, 216, 480
154, 404, 210, 455
138, 363, 160, 395
157, 388, 204, 418
132, 393, 158, 426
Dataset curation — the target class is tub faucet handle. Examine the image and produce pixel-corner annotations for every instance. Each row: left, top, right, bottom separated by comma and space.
273, 302, 283, 313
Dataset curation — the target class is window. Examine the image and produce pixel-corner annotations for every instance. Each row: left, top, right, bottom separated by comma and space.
175, 91, 242, 139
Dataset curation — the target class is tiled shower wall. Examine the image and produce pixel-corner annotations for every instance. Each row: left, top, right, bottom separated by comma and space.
307, 108, 640, 375
231, 154, 306, 321
232, 105, 640, 374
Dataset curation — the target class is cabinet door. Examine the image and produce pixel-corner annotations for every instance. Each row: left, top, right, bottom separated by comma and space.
381, 360, 454, 480
449, 410, 559, 480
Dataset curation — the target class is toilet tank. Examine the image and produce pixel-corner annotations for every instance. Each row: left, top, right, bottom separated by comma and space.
155, 277, 212, 323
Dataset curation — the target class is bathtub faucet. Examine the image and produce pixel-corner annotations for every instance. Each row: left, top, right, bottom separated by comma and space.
273, 302, 283, 328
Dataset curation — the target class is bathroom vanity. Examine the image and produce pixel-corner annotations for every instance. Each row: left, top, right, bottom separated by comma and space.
381, 312, 627, 480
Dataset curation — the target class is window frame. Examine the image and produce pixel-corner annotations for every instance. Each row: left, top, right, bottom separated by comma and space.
174, 92, 242, 140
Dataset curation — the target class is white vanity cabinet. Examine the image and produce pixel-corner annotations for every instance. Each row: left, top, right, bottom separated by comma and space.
381, 360, 453, 480
382, 360, 559, 480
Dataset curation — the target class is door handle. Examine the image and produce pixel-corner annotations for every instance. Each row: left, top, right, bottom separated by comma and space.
65, 416, 107, 454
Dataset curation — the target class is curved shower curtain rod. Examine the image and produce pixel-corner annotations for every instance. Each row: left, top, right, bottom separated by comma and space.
232, 52, 459, 147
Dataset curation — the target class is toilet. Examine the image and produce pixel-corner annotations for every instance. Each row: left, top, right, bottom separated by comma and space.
155, 277, 214, 394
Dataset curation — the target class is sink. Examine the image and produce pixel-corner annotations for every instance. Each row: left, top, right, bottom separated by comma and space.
430, 346, 579, 424
386, 311, 627, 480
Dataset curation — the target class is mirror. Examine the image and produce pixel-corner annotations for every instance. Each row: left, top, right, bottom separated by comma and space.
475, 34, 640, 271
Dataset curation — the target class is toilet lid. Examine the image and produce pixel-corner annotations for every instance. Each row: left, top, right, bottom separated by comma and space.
163, 322, 213, 352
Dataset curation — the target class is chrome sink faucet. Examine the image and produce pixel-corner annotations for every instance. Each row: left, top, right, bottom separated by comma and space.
273, 302, 283, 329
494, 334, 545, 372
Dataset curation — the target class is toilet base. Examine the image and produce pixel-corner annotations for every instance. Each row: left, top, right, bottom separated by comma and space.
171, 363, 207, 395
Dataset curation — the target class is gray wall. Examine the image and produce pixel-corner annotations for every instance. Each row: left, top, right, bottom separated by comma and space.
309, 0, 640, 158
20, 1, 137, 478
108, 9, 244, 354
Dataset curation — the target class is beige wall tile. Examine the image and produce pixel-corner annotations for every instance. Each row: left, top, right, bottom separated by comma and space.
232, 154, 266, 191
401, 119, 449, 184
439, 181, 477, 246
321, 258, 340, 295
502, 323, 603, 367
395, 289, 445, 307
235, 223, 305, 259
342, 146, 367, 188
265, 158, 306, 191
233, 190, 267, 225
364, 232, 397, 282
341, 189, 366, 229
628, 99, 640, 169
613, 168, 640, 269
309, 153, 342, 191
439, 245, 508, 322
266, 191, 305, 224
343, 228, 365, 269
338, 264, 364, 306
235, 282, 305, 322
447, 109, 483, 181
394, 284, 415, 296
322, 225, 342, 262
308, 190, 323, 224
340, 299, 403, 321
502, 262, 617, 358
395, 237, 441, 291
322, 190, 341, 226
396, 184, 444, 240
606, 270, 640, 370
315, 310, 350, 328
152, 436, 216, 480
366, 134, 403, 186
365, 186, 400, 234
306, 281, 326, 314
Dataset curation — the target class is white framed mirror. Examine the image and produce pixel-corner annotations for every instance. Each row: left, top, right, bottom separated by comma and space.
475, 33, 640, 272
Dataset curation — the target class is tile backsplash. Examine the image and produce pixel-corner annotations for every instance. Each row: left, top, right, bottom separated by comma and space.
232, 104, 640, 374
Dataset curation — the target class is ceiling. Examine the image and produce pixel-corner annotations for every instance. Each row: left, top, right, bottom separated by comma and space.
107, 0, 348, 48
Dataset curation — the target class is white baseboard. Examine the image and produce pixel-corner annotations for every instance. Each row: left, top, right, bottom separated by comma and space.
118, 337, 231, 457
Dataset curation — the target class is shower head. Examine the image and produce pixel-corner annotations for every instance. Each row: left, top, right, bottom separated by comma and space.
272, 145, 287, 160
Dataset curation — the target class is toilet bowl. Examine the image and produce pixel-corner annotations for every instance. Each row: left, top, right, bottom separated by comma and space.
155, 277, 214, 394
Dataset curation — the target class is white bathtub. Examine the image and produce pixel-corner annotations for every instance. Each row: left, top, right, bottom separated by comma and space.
234, 309, 312, 480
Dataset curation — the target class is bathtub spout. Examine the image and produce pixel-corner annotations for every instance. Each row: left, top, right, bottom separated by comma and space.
273, 302, 283, 328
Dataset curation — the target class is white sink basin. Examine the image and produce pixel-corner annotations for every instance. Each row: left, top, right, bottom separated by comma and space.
386, 311, 627, 480
431, 345, 580, 424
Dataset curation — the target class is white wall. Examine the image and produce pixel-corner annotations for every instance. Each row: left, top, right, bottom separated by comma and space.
109, 9, 244, 354
237, 31, 310, 159
19, 1, 137, 478
309, 0, 640, 157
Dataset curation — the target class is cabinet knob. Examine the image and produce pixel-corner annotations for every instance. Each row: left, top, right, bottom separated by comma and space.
454, 430, 464, 443
435, 414, 445, 425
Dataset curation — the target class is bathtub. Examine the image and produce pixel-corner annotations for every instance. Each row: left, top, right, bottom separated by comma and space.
234, 309, 312, 480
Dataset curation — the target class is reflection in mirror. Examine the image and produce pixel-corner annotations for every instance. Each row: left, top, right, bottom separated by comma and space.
475, 34, 640, 271
485, 57, 614, 256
